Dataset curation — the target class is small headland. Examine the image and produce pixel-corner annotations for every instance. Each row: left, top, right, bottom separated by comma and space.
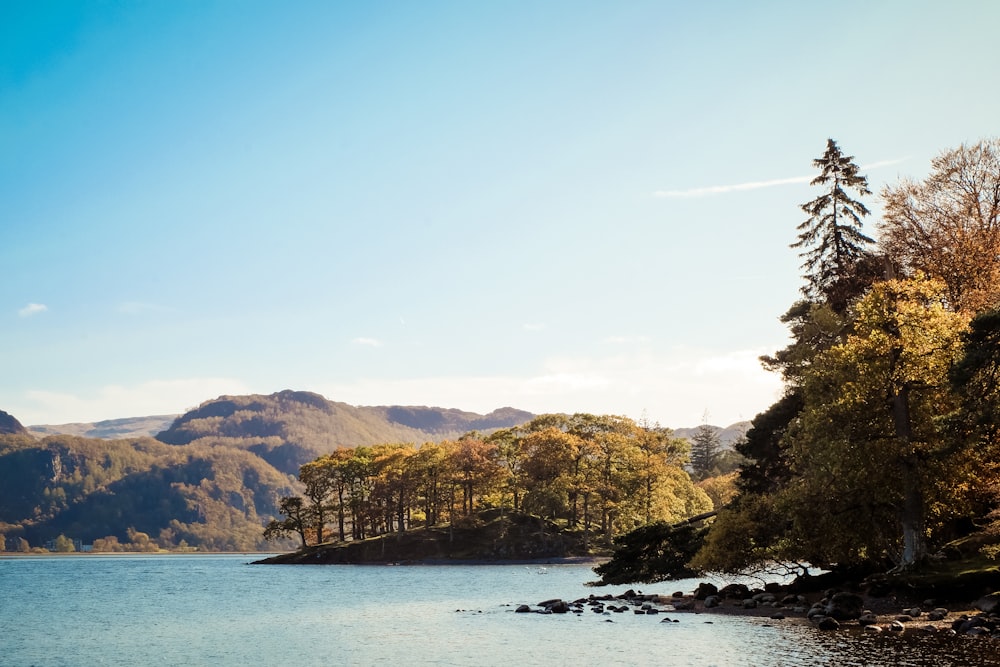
254, 509, 608, 565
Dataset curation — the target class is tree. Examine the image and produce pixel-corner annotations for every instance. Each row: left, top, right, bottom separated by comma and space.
53, 534, 75, 552
950, 308, 1000, 443
592, 521, 707, 585
689, 416, 722, 481
784, 277, 970, 568
263, 496, 310, 548
792, 138, 876, 309
880, 138, 1000, 314
299, 458, 338, 545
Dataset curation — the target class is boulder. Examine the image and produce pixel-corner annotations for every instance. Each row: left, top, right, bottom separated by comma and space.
704, 596, 720, 609
817, 616, 840, 631
974, 593, 1000, 615
823, 592, 864, 621
858, 613, 878, 626
927, 608, 948, 621
515, 605, 531, 613
693, 582, 718, 600
545, 600, 570, 614
718, 583, 750, 599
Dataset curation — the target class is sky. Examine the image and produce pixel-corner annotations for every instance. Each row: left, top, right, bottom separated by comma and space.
2, 1, 999, 429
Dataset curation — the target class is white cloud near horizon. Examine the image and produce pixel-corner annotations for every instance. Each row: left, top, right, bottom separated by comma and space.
18, 303, 48, 317
318, 346, 785, 428
12, 349, 785, 429
654, 157, 908, 199
19, 378, 251, 425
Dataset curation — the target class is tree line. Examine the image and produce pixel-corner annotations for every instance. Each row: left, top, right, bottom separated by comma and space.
265, 413, 714, 548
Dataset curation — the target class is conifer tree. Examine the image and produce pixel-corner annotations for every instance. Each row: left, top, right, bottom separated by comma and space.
690, 416, 722, 481
792, 139, 875, 309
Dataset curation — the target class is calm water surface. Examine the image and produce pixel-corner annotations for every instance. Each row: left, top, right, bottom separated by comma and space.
1, 554, 997, 666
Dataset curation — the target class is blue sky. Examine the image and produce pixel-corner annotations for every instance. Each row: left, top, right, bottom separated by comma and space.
3, 1, 998, 428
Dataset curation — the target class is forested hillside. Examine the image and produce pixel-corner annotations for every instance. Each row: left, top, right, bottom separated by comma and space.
154, 390, 534, 475
0, 392, 538, 553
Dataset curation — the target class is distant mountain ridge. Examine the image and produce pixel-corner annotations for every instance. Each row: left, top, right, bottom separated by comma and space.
28, 395, 745, 448
28, 415, 178, 440
672, 422, 750, 449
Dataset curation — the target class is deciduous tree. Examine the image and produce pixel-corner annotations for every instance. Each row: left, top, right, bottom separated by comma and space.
881, 138, 1000, 314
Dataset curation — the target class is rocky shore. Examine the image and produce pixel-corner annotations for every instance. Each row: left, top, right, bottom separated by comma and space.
513, 581, 1000, 642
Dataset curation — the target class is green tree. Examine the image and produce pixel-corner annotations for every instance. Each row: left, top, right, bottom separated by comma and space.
689, 417, 722, 481
792, 138, 876, 310
53, 534, 76, 552
299, 457, 339, 544
592, 521, 707, 585
263, 496, 310, 548
784, 277, 970, 568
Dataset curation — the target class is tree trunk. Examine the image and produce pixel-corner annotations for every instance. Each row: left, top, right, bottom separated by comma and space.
892, 384, 926, 568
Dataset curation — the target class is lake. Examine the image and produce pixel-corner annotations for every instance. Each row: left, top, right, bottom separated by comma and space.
1, 554, 997, 666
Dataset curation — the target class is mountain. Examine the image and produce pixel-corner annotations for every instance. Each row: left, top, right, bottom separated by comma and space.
28, 415, 178, 440
0, 410, 27, 435
2, 391, 537, 552
153, 390, 534, 475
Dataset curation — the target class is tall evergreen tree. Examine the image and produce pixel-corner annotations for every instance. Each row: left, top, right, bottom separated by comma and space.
792, 139, 875, 309
689, 416, 722, 481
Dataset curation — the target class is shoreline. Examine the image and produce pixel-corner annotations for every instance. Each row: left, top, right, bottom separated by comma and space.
515, 584, 992, 639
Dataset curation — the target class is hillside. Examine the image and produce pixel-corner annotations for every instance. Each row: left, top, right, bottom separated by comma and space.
1, 392, 538, 552
0, 433, 297, 552
0, 410, 27, 435
153, 390, 534, 474
4, 391, 749, 553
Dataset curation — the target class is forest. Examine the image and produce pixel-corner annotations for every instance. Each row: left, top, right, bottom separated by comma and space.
261, 412, 722, 551
597, 137, 1000, 584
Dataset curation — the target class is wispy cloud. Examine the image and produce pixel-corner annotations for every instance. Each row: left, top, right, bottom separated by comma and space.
654, 175, 812, 198
18, 303, 48, 317
522, 323, 546, 332
653, 157, 908, 199
352, 337, 383, 347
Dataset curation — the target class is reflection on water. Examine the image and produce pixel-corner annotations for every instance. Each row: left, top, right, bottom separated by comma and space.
1, 555, 999, 666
